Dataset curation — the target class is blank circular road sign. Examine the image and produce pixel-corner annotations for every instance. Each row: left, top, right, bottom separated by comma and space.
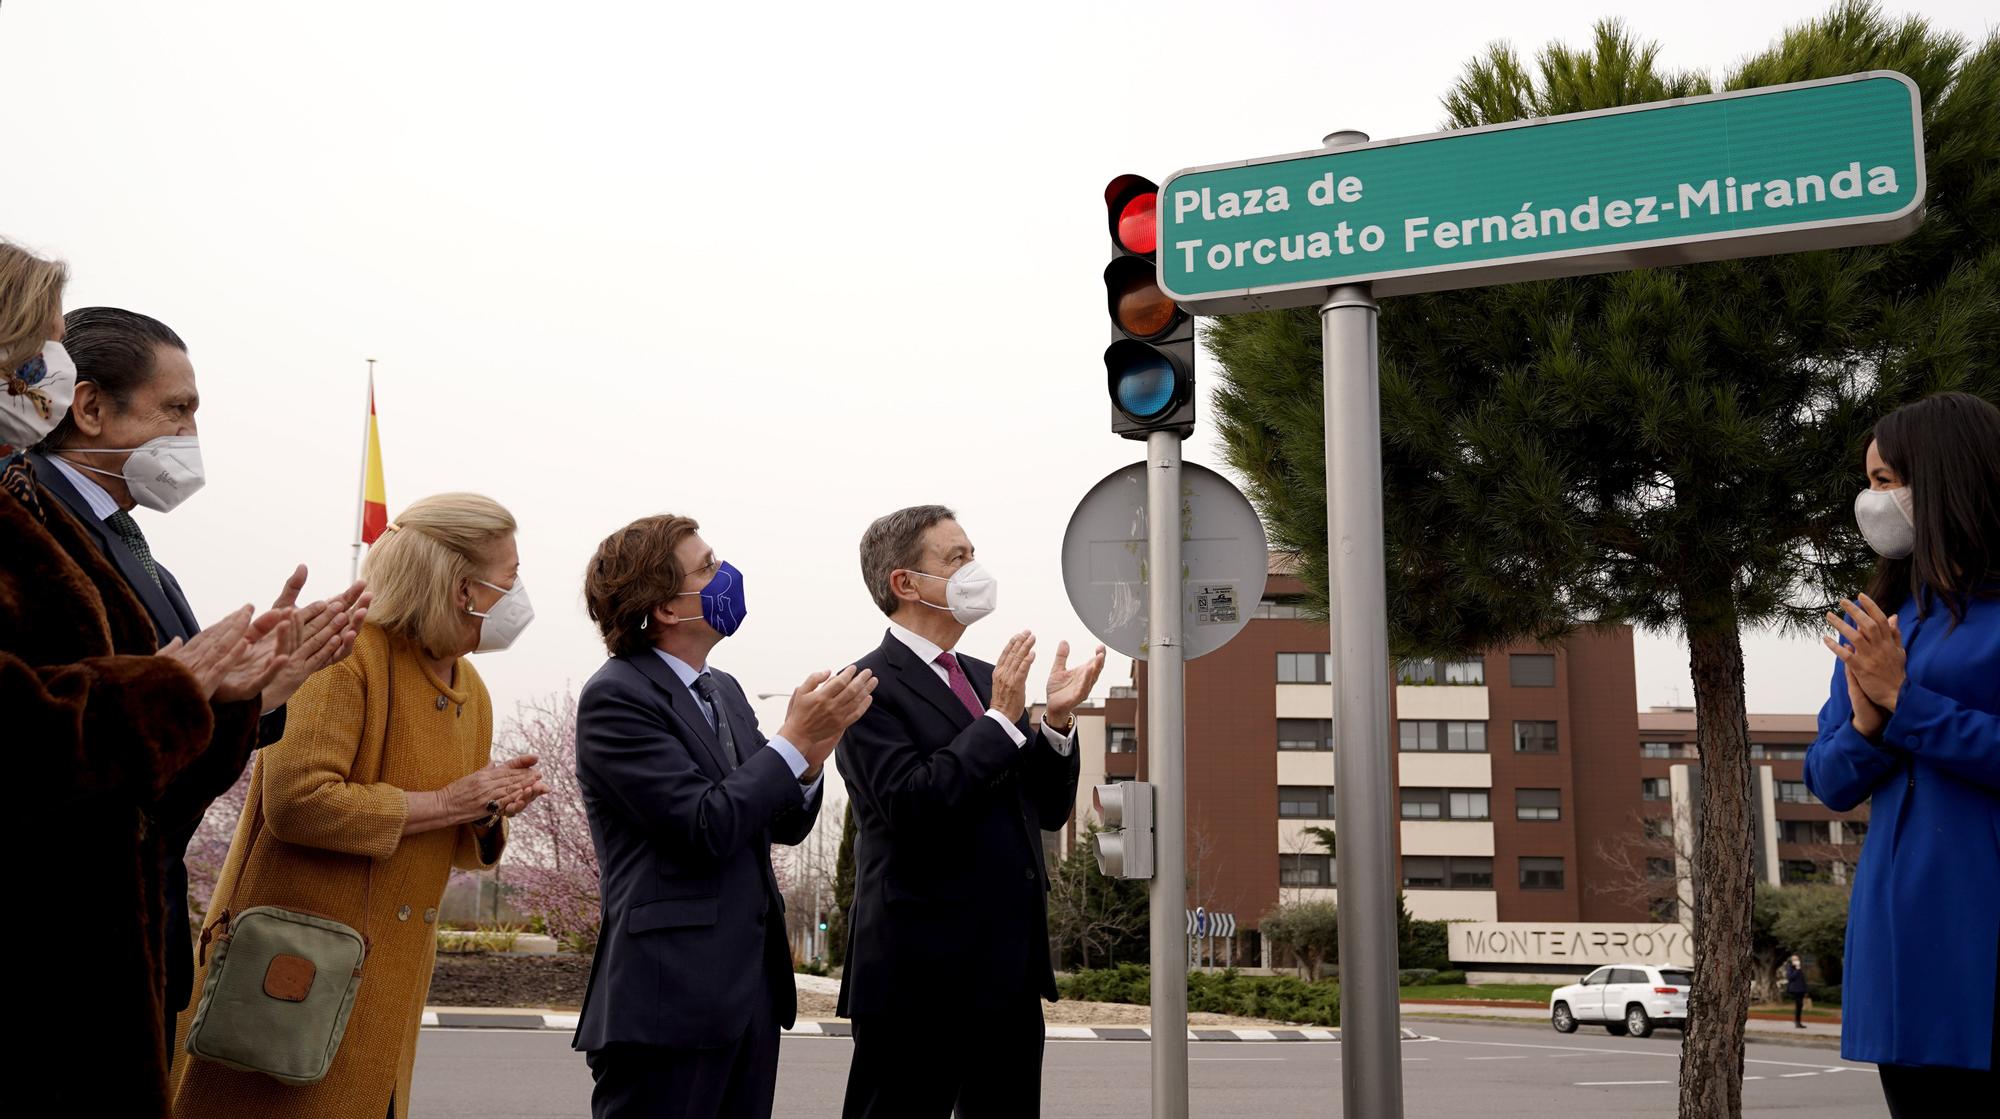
1060, 460, 1268, 661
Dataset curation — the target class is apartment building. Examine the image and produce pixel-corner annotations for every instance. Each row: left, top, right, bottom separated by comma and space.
1065, 556, 1866, 954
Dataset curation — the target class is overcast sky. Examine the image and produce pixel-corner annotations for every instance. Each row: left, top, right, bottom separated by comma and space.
7, 0, 1994, 740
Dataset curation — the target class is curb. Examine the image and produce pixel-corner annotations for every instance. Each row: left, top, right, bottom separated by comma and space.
1398, 1010, 1844, 1051
420, 1011, 1404, 1043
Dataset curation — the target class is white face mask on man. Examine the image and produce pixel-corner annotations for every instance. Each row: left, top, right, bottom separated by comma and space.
906, 561, 998, 625
66, 435, 206, 513
1854, 486, 1915, 559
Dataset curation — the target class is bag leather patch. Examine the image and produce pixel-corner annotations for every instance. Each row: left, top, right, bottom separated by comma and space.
264, 954, 317, 1002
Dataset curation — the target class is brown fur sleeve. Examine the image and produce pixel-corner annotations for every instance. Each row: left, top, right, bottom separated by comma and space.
7, 650, 215, 803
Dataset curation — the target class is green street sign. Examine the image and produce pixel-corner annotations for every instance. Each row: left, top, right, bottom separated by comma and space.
1158, 72, 1924, 313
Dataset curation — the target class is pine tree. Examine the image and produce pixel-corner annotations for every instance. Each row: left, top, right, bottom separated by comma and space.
828, 801, 857, 964
1204, 6, 1998, 1116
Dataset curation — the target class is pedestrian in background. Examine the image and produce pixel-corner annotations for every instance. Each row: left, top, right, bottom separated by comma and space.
3, 237, 296, 1117
572, 513, 872, 1119
31, 304, 368, 1047
1784, 955, 1810, 1029
1804, 391, 2000, 1114
170, 493, 548, 1119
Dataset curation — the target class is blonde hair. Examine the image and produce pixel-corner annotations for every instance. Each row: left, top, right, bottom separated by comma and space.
0, 240, 68, 368
363, 492, 518, 656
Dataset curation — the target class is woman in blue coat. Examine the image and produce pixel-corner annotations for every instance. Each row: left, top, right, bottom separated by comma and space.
1805, 390, 2000, 1114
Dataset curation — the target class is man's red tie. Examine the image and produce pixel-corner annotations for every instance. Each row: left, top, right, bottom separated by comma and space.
935, 652, 986, 720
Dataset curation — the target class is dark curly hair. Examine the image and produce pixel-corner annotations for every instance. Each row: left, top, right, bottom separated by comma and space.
584, 513, 701, 657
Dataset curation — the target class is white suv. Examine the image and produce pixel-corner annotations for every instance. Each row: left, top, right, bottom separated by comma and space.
1550, 963, 1692, 1038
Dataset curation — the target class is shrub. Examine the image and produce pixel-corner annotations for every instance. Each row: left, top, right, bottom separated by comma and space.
1432, 969, 1467, 985
1807, 983, 1842, 1007
1398, 968, 1440, 987
1059, 966, 1340, 1027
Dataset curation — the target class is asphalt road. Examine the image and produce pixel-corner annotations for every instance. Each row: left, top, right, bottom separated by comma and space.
409, 1019, 1884, 1118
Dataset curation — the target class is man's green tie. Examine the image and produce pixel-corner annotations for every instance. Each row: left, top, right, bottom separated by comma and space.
105, 509, 162, 588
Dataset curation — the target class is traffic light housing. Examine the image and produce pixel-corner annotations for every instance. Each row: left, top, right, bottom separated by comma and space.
1093, 780, 1155, 879
1104, 174, 1195, 439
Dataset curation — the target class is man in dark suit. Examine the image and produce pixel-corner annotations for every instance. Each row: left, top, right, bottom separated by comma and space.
31, 307, 364, 1043
575, 513, 875, 1119
837, 505, 1105, 1118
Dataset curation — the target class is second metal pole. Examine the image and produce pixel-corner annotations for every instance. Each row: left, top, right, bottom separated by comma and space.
1323, 276, 1405, 1119
1146, 428, 1189, 1119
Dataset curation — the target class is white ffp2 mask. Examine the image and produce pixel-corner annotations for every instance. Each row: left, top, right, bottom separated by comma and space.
68, 435, 206, 512
909, 561, 998, 625
1854, 486, 1915, 559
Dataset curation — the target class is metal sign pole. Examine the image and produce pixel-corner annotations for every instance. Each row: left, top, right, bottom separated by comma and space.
1321, 119, 1405, 1119
1146, 429, 1189, 1119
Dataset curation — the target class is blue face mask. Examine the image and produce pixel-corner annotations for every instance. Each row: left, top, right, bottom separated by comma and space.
675, 560, 748, 637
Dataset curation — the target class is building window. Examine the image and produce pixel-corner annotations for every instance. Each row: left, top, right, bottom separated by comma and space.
1641, 778, 1671, 802
1648, 896, 1680, 922
1448, 790, 1491, 820
1749, 743, 1765, 759
1449, 856, 1494, 889
1646, 857, 1676, 880
1279, 786, 1336, 819
1400, 788, 1443, 820
1255, 597, 1306, 619
1402, 856, 1493, 890
1640, 741, 1678, 759
1401, 788, 1488, 821
1767, 746, 1807, 760
1779, 819, 1831, 845
1642, 815, 1673, 841
1509, 653, 1557, 687
1276, 652, 1333, 684
1398, 720, 1487, 752
1401, 657, 1486, 685
1781, 859, 1829, 885
1843, 821, 1869, 844
1515, 788, 1561, 821
1514, 721, 1559, 753
1278, 718, 1334, 751
1280, 853, 1333, 887
1776, 780, 1818, 805
1402, 856, 1445, 888
1107, 726, 1137, 754
1396, 657, 1485, 685
1519, 857, 1565, 890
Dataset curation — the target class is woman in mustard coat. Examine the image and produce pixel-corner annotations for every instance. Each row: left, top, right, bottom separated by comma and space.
171, 493, 549, 1119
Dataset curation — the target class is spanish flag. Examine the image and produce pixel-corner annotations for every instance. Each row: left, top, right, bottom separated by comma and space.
359, 371, 388, 544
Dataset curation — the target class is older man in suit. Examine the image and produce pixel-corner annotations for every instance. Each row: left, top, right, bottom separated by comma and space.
31, 306, 364, 1045
574, 513, 874, 1119
836, 504, 1105, 1118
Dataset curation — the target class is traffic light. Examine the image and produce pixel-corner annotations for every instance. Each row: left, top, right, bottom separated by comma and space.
817, 913, 829, 932
1104, 174, 1195, 439
1093, 781, 1155, 879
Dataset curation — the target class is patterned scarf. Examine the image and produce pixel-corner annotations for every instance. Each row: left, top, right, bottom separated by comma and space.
0, 449, 46, 522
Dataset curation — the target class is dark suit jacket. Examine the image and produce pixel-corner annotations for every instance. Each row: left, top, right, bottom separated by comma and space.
30, 451, 285, 1013
572, 651, 822, 1052
835, 630, 1080, 1019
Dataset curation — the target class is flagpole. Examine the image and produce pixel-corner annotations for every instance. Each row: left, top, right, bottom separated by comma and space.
350, 359, 375, 584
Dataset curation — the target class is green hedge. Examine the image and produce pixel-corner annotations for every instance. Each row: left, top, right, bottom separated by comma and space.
1058, 966, 1340, 1027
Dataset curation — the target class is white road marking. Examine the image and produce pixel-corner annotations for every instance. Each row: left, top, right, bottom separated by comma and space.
1576, 1080, 1673, 1086
1781, 1072, 1819, 1078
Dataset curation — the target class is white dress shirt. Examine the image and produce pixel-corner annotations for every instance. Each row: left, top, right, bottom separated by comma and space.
655, 649, 824, 799
45, 454, 120, 521
885, 621, 1074, 756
